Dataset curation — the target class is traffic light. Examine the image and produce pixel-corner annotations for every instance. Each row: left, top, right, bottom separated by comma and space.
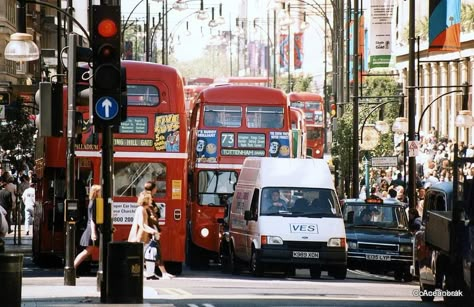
91, 5, 121, 127
330, 103, 337, 118
36, 82, 63, 137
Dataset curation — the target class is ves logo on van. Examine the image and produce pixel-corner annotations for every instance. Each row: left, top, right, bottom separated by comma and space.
290, 224, 319, 233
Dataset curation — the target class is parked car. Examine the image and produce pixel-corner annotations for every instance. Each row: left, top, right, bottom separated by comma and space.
342, 195, 414, 282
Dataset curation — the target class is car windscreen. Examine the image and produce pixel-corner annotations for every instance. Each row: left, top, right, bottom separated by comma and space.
343, 203, 409, 228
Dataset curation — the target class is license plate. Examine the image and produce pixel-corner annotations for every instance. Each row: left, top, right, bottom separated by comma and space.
293, 251, 319, 258
366, 254, 391, 261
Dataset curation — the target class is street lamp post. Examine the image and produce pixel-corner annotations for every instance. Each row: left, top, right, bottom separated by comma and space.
352, 0, 360, 198
407, 0, 416, 209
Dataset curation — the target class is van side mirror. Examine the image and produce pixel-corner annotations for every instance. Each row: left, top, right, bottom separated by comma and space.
244, 210, 253, 221
217, 218, 225, 224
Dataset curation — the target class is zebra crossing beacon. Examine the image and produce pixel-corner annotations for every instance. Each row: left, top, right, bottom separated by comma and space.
33, 61, 188, 278
186, 85, 306, 269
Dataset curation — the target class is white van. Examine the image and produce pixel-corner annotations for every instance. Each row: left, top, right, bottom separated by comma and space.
220, 157, 347, 279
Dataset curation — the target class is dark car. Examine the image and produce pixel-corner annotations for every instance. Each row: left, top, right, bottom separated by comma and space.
342, 195, 414, 282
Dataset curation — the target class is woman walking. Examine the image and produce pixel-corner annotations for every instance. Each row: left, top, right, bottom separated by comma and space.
74, 184, 101, 270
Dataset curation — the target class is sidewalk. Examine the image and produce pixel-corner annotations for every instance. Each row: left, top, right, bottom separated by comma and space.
1, 228, 161, 306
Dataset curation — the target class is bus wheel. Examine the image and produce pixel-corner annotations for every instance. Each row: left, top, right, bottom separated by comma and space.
220, 243, 232, 274
165, 261, 183, 276
186, 237, 206, 269
250, 248, 264, 277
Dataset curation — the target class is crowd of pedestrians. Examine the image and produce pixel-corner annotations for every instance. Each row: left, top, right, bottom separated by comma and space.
358, 127, 473, 230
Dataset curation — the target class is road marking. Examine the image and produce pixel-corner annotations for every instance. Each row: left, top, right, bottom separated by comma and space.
159, 288, 192, 296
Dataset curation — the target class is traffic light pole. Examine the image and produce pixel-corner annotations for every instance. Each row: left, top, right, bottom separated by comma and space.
100, 126, 113, 302
64, 33, 77, 286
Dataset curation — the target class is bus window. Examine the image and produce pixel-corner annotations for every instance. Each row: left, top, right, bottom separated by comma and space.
306, 101, 321, 110
307, 128, 322, 140
127, 84, 159, 106
198, 170, 238, 206
247, 106, 284, 129
290, 101, 304, 108
114, 162, 167, 197
204, 105, 242, 127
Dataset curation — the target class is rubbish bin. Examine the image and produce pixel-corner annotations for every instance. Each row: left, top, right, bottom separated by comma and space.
106, 242, 143, 303
0, 253, 23, 307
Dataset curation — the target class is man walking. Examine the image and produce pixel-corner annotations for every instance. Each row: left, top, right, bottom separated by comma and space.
22, 182, 35, 235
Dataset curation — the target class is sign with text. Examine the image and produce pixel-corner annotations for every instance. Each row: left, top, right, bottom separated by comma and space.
371, 156, 398, 167
119, 117, 148, 134
237, 133, 266, 148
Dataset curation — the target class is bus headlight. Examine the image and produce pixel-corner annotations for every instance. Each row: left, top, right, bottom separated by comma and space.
315, 149, 321, 155
261, 235, 283, 245
399, 245, 412, 253
327, 238, 346, 247
200, 228, 209, 238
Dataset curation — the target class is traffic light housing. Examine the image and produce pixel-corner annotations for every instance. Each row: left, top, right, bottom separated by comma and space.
330, 103, 337, 118
36, 81, 63, 137
91, 5, 121, 127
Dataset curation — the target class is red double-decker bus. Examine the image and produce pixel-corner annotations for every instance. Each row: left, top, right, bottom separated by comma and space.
186, 85, 301, 268
288, 92, 325, 158
33, 61, 188, 275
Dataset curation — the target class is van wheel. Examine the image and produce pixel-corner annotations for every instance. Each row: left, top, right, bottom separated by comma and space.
310, 266, 321, 279
403, 270, 413, 282
331, 266, 347, 280
285, 266, 296, 277
419, 283, 435, 302
250, 248, 264, 277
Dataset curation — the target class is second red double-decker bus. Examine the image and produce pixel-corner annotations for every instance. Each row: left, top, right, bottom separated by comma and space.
288, 92, 325, 158
33, 61, 188, 275
186, 85, 298, 268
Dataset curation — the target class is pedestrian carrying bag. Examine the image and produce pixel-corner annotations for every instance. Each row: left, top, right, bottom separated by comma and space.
144, 238, 159, 262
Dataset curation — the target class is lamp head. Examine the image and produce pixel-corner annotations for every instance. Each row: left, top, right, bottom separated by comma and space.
5, 33, 40, 62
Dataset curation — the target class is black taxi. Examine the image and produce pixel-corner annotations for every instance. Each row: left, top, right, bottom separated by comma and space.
342, 195, 414, 282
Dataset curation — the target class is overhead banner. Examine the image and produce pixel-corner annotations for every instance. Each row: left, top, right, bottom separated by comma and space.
279, 34, 289, 72
428, 0, 461, 52
294, 32, 304, 70
369, 0, 394, 69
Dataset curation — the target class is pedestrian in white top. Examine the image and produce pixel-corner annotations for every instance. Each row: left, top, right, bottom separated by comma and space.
22, 182, 35, 235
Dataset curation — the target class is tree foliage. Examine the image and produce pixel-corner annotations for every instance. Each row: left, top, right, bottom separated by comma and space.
331, 76, 401, 196
0, 98, 36, 172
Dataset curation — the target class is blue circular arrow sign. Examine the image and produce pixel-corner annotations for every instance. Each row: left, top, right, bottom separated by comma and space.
95, 96, 119, 120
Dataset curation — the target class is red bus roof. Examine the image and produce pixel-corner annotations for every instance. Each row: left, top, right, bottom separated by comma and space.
288, 92, 323, 101
199, 85, 287, 104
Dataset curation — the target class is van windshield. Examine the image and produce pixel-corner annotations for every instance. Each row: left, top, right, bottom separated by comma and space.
260, 187, 341, 217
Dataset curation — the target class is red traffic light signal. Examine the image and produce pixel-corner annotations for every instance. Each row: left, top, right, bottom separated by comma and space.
92, 5, 122, 127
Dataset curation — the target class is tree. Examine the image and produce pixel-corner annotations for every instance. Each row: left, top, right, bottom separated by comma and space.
0, 98, 37, 175
331, 76, 400, 197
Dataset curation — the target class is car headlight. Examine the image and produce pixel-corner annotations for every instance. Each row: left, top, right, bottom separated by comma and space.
261, 235, 283, 245
399, 245, 412, 253
327, 237, 346, 247
348, 241, 357, 249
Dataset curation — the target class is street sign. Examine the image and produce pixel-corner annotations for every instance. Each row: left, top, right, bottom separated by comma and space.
371, 156, 398, 167
95, 96, 119, 121
408, 140, 420, 157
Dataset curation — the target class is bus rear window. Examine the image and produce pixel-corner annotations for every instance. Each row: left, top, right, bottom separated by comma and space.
204, 105, 242, 127
247, 106, 284, 128
127, 84, 160, 106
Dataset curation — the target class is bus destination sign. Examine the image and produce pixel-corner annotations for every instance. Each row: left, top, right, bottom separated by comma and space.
119, 117, 148, 134
237, 133, 266, 148
221, 149, 265, 156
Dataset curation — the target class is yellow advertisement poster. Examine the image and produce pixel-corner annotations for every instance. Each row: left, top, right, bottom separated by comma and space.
172, 180, 182, 200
